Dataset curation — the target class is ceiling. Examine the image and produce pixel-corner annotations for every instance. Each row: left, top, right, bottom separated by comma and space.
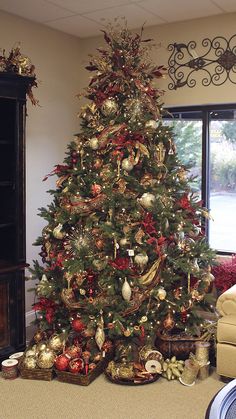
0, 0, 235, 38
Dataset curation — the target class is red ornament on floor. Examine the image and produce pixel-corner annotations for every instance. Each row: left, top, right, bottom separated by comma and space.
68, 358, 84, 374
54, 354, 70, 371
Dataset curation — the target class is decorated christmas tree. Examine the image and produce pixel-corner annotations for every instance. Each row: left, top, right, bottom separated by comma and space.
31, 23, 215, 370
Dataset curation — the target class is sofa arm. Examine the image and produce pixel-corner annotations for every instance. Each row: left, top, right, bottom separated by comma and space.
216, 284, 236, 316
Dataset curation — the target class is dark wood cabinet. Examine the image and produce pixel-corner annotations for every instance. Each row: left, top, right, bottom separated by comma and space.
0, 73, 33, 363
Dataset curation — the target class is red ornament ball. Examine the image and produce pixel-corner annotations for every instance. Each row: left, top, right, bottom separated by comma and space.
71, 318, 85, 333
91, 184, 102, 196
54, 354, 70, 371
68, 358, 84, 374
65, 345, 82, 359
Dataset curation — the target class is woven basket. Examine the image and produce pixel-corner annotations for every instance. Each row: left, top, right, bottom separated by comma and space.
18, 358, 54, 381
55, 350, 114, 386
155, 332, 202, 360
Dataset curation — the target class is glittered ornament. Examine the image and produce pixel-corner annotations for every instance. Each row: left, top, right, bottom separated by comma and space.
145, 120, 158, 130
23, 356, 37, 369
163, 312, 175, 330
54, 354, 70, 371
37, 348, 55, 369
121, 158, 134, 172
68, 358, 84, 374
53, 223, 65, 239
48, 334, 65, 353
122, 277, 132, 302
71, 318, 85, 333
156, 287, 167, 301
95, 238, 104, 250
36, 341, 47, 353
91, 184, 102, 196
25, 347, 37, 358
89, 137, 99, 150
93, 158, 103, 169
65, 345, 82, 359
134, 253, 148, 272
139, 192, 156, 209
101, 98, 118, 117
92, 258, 107, 271
95, 325, 105, 350
119, 237, 129, 247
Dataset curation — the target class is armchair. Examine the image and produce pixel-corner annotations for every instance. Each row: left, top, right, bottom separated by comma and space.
216, 284, 236, 378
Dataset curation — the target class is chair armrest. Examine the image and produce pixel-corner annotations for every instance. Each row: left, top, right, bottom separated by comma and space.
216, 284, 236, 316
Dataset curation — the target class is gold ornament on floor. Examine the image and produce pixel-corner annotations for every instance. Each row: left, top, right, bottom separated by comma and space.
53, 223, 65, 239
162, 356, 184, 380
48, 334, 65, 353
23, 356, 37, 369
101, 98, 118, 117
37, 348, 56, 369
106, 360, 135, 380
36, 341, 47, 352
179, 357, 200, 386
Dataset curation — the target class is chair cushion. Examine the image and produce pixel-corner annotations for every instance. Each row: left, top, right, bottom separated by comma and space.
217, 314, 236, 345
217, 343, 236, 378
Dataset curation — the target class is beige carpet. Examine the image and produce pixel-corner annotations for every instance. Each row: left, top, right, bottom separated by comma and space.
0, 369, 225, 419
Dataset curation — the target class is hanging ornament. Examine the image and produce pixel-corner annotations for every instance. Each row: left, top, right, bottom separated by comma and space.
156, 287, 167, 301
177, 167, 187, 181
89, 137, 99, 150
101, 98, 118, 117
202, 267, 215, 292
138, 193, 156, 209
91, 184, 102, 196
37, 348, 56, 369
145, 120, 158, 130
134, 253, 148, 272
93, 158, 103, 169
121, 158, 134, 172
53, 223, 65, 239
71, 318, 85, 333
119, 237, 129, 247
191, 258, 200, 273
95, 238, 104, 250
163, 312, 175, 330
189, 225, 201, 238
180, 307, 188, 323
92, 258, 107, 271
125, 98, 142, 120
155, 142, 166, 164
122, 277, 132, 302
95, 324, 105, 350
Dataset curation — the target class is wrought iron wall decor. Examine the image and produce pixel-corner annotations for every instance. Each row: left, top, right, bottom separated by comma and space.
168, 34, 236, 90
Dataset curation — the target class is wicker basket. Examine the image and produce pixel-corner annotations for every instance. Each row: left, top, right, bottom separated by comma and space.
55, 350, 114, 386
18, 358, 55, 381
155, 332, 202, 360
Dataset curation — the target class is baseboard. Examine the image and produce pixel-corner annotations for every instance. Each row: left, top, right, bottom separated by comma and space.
25, 310, 36, 327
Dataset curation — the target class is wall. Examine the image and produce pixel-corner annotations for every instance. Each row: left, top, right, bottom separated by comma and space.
0, 10, 83, 316
80, 13, 236, 107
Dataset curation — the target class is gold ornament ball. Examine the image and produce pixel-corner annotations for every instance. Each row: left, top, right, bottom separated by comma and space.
92, 258, 107, 271
48, 334, 64, 353
36, 341, 47, 353
119, 237, 129, 247
121, 158, 134, 172
101, 98, 118, 117
37, 348, 56, 369
157, 287, 167, 301
145, 120, 158, 130
25, 348, 37, 358
139, 192, 156, 209
89, 137, 99, 150
23, 356, 37, 369
134, 253, 149, 270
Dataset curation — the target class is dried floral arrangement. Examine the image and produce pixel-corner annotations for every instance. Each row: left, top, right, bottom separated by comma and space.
0, 45, 38, 105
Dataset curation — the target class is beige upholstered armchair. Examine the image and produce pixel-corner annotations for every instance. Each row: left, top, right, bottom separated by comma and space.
216, 284, 236, 378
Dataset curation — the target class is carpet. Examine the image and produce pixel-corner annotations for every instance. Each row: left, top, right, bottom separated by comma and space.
0, 370, 225, 419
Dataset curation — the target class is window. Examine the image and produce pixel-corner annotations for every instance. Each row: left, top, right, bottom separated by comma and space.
163, 105, 236, 254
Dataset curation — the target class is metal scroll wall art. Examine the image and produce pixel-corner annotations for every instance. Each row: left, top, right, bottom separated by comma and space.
168, 34, 236, 90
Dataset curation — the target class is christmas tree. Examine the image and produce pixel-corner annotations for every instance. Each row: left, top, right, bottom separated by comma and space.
31, 23, 215, 360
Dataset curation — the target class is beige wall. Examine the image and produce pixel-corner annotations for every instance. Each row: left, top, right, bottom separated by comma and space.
81, 13, 236, 107
0, 10, 83, 313
0, 10, 235, 315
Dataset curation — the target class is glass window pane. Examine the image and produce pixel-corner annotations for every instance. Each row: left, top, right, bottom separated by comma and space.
209, 109, 236, 252
163, 112, 202, 196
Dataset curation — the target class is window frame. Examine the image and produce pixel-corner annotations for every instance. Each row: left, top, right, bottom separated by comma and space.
163, 104, 236, 255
